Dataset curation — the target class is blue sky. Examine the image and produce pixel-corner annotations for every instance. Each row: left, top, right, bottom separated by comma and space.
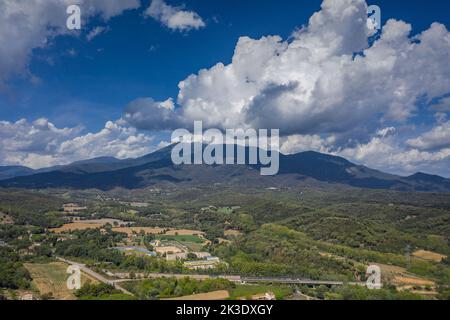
0, 0, 449, 176
2, 0, 449, 130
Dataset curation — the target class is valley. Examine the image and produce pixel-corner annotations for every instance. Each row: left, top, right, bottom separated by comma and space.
0, 177, 448, 300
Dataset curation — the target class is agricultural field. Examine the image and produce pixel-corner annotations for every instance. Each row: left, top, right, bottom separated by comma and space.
412, 250, 447, 263
165, 229, 205, 236
155, 234, 207, 252
51, 222, 105, 233
50, 219, 132, 233
166, 290, 230, 300
24, 262, 98, 300
111, 226, 167, 235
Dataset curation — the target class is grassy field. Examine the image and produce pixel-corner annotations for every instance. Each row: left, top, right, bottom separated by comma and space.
412, 250, 447, 262
224, 229, 243, 237
217, 207, 236, 214
165, 229, 205, 236
50, 222, 104, 233
165, 290, 230, 300
157, 234, 204, 243
182, 241, 204, 251
155, 234, 207, 251
24, 262, 98, 300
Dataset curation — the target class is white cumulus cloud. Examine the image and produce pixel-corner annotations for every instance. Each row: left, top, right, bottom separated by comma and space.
338, 134, 450, 176
124, 0, 450, 176
0, 0, 140, 86
407, 121, 450, 151
280, 128, 450, 177
431, 97, 450, 113
145, 0, 205, 31
0, 118, 155, 169
128, 0, 450, 138
86, 26, 110, 41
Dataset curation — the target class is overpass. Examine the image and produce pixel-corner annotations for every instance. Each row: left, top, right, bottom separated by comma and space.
240, 277, 364, 287
107, 271, 363, 287
58, 258, 364, 291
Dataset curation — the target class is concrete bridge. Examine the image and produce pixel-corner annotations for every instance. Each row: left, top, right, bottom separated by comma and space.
240, 277, 364, 287
59, 257, 364, 293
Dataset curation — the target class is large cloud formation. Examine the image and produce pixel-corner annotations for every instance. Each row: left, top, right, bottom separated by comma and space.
0, 0, 139, 87
407, 121, 450, 151
0, 118, 154, 169
0, 0, 448, 176
125, 0, 450, 176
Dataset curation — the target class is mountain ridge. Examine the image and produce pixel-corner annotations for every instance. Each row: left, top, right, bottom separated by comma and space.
0, 144, 449, 192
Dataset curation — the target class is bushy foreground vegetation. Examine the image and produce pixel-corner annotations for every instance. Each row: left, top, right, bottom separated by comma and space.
0, 247, 31, 289
299, 284, 423, 300
75, 283, 134, 300
123, 277, 233, 300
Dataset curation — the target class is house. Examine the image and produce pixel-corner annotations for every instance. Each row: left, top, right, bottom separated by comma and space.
251, 292, 276, 301
201, 206, 217, 211
193, 252, 212, 259
183, 259, 221, 270
103, 270, 115, 277
206, 256, 220, 262
155, 246, 184, 255
166, 252, 188, 261
20, 292, 36, 300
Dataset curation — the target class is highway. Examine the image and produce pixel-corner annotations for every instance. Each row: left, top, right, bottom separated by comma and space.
56, 257, 134, 296
240, 277, 364, 286
106, 271, 364, 287
58, 257, 366, 297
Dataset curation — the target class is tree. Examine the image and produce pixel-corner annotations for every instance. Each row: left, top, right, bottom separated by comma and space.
187, 253, 198, 260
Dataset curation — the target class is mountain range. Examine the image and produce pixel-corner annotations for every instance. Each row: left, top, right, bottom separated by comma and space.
0, 144, 449, 192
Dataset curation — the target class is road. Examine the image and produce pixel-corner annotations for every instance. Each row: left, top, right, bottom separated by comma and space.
58, 257, 365, 293
56, 257, 134, 296
240, 277, 365, 286
107, 271, 364, 287
112, 273, 241, 283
